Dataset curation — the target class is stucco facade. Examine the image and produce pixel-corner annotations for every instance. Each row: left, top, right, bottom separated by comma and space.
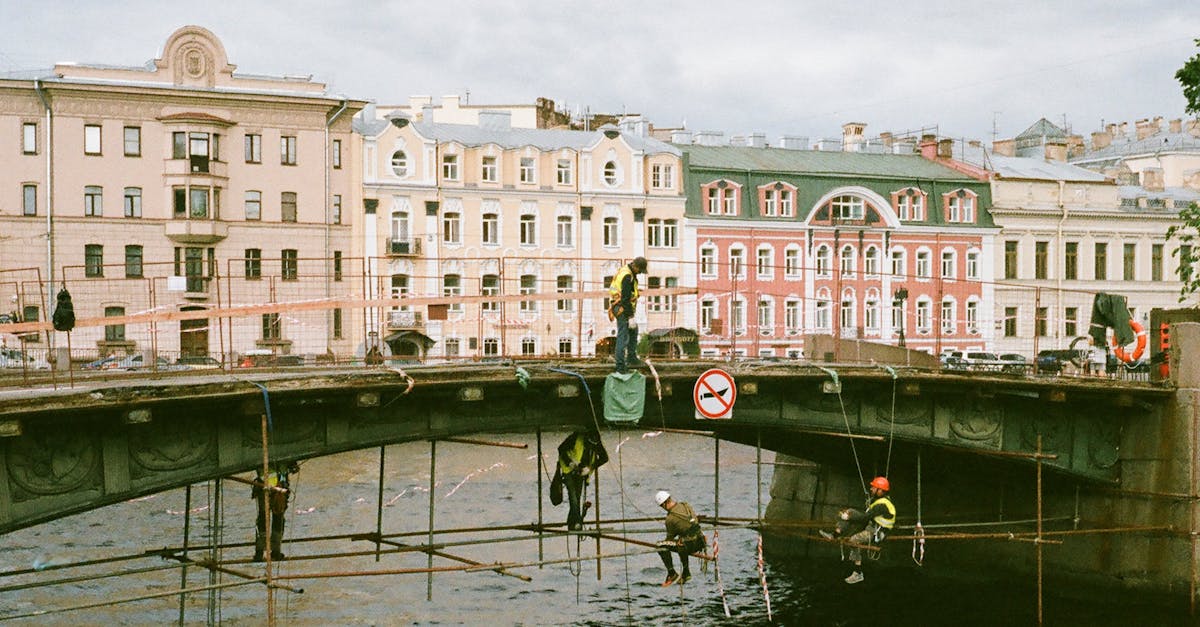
0, 26, 364, 361
354, 110, 687, 360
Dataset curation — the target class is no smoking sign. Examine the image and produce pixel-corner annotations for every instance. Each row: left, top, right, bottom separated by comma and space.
693, 368, 736, 420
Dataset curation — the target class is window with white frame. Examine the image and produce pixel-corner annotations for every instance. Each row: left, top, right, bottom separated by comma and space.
947, 190, 975, 223
647, 218, 677, 248
442, 154, 459, 180
756, 246, 773, 279
390, 273, 410, 304
481, 274, 499, 312
729, 247, 746, 279
891, 249, 907, 278
722, 187, 737, 215
785, 299, 801, 334
556, 159, 572, 185
84, 185, 102, 216
520, 207, 537, 245
522, 337, 537, 356
558, 337, 573, 356
864, 246, 879, 276
22, 184, 36, 216
520, 157, 536, 183
785, 247, 801, 278
444, 338, 460, 357
840, 246, 856, 277
815, 299, 831, 331
916, 299, 932, 333
603, 161, 618, 186
700, 299, 715, 333
915, 250, 931, 278
556, 214, 574, 247
391, 150, 408, 177
865, 298, 880, 331
519, 274, 537, 312
831, 195, 864, 220
442, 211, 461, 244
22, 122, 37, 154
780, 189, 794, 216
758, 298, 773, 335
732, 298, 746, 335
966, 300, 979, 334
941, 298, 955, 334
483, 337, 499, 356
892, 300, 905, 333
391, 204, 410, 241
556, 275, 574, 312
481, 156, 497, 182
444, 274, 463, 312
815, 246, 832, 277
840, 295, 856, 333
84, 124, 101, 155
700, 246, 717, 278
652, 163, 673, 189
603, 216, 619, 247
482, 210, 499, 245
896, 189, 924, 220
763, 189, 778, 216
941, 249, 956, 279
966, 250, 980, 280
124, 187, 142, 218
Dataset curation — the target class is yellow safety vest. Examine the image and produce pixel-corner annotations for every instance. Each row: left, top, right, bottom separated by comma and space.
559, 434, 588, 474
869, 496, 896, 529
608, 264, 639, 315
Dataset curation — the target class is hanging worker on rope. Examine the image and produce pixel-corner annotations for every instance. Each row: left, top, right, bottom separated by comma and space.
551, 430, 608, 531
608, 256, 647, 374
654, 490, 707, 587
820, 476, 896, 584
252, 461, 299, 562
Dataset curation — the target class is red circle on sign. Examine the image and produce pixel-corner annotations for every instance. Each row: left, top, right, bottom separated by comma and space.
693, 368, 737, 419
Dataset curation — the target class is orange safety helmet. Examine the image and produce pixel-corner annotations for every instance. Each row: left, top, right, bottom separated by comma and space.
870, 476, 890, 492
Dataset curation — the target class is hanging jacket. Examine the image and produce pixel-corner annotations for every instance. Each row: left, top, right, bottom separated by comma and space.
1088, 293, 1134, 346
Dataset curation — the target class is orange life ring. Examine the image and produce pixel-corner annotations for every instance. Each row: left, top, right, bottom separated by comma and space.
1111, 319, 1147, 363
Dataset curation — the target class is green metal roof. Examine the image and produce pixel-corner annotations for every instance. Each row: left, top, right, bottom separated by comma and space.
680, 145, 978, 180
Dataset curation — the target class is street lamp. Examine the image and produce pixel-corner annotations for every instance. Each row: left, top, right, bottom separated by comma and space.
893, 287, 909, 348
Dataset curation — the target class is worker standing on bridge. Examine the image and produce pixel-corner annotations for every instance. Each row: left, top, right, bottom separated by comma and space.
252, 462, 298, 562
609, 257, 647, 373
820, 476, 895, 584
654, 490, 706, 587
553, 430, 609, 530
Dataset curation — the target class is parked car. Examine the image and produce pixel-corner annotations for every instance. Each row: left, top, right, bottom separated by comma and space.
82, 355, 119, 370
114, 354, 172, 371
171, 356, 222, 370
963, 352, 1001, 371
998, 353, 1028, 374
940, 353, 967, 371
237, 350, 304, 368
1036, 348, 1087, 374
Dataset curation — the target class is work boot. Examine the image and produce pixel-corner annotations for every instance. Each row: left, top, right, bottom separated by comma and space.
270, 533, 284, 561
271, 551, 286, 561
844, 571, 864, 584
680, 571, 691, 584
662, 571, 679, 587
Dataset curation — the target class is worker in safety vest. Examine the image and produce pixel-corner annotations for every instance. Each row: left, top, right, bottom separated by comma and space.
552, 430, 609, 530
654, 490, 707, 587
820, 475, 896, 584
252, 462, 298, 561
608, 257, 647, 373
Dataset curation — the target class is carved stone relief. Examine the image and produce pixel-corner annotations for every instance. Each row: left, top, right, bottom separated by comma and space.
6, 431, 99, 496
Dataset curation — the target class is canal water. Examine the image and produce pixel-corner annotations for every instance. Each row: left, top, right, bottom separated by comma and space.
0, 431, 1188, 625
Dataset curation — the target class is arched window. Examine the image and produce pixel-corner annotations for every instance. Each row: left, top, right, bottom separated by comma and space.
864, 246, 880, 276
815, 245, 832, 277
390, 150, 407, 177
840, 245, 856, 277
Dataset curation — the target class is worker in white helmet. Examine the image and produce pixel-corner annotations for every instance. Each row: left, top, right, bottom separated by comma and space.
654, 490, 706, 587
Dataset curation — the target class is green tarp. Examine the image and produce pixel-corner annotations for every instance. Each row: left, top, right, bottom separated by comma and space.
603, 371, 646, 424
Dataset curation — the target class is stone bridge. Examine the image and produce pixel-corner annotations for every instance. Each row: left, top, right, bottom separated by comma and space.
0, 360, 1171, 535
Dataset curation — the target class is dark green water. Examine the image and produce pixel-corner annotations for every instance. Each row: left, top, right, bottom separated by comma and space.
0, 432, 1189, 625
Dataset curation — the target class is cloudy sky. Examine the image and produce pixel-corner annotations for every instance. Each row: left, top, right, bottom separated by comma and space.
3, 1, 1197, 142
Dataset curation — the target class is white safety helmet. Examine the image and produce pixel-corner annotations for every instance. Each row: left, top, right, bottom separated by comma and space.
654, 490, 671, 506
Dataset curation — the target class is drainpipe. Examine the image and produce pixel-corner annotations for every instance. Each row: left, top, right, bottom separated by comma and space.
325, 99, 348, 351
1055, 180, 1068, 363
34, 79, 54, 352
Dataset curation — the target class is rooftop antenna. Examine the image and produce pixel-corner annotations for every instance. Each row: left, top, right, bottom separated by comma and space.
992, 111, 1001, 144
464, 88, 469, 105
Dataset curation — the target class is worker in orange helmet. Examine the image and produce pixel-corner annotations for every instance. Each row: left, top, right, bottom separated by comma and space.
820, 476, 896, 584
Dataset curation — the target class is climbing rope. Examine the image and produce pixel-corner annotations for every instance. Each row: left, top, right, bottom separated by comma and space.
913, 449, 925, 566
818, 366, 867, 494
616, 426, 633, 623
881, 365, 898, 477
644, 358, 668, 431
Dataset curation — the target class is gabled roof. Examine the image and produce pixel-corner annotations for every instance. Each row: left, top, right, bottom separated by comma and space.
680, 145, 978, 181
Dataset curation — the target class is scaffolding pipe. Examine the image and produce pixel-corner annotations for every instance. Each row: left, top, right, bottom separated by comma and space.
594, 468, 601, 581
0, 578, 269, 623
427, 439, 436, 601
178, 484, 192, 626
1037, 434, 1044, 627
536, 427, 544, 568
441, 436, 528, 449
259, 411, 275, 627
376, 446, 385, 562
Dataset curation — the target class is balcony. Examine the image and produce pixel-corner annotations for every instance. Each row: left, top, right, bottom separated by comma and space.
387, 238, 421, 256
387, 309, 424, 329
163, 157, 228, 181
165, 220, 229, 244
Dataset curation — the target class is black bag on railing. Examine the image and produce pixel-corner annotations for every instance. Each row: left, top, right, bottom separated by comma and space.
52, 287, 75, 332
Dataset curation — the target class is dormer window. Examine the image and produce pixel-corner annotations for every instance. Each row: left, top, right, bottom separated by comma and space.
831, 195, 864, 220
894, 188, 925, 220
945, 189, 976, 223
703, 180, 740, 216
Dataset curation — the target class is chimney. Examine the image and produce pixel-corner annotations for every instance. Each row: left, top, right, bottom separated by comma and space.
1091, 130, 1112, 150
362, 102, 377, 122
1170, 118, 1183, 134
937, 138, 954, 159
748, 132, 767, 148
1141, 167, 1164, 192
695, 131, 724, 146
1119, 121, 1128, 137
409, 95, 432, 110
992, 138, 1016, 157
1153, 116, 1163, 133
842, 122, 866, 147
1136, 118, 1154, 140
779, 135, 808, 150
729, 135, 747, 147
919, 134, 938, 160
478, 110, 512, 131
1105, 123, 1117, 136
893, 138, 916, 155
441, 94, 461, 110
879, 132, 894, 148
670, 130, 693, 145
1044, 140, 1067, 162
421, 104, 435, 122
1066, 134, 1085, 158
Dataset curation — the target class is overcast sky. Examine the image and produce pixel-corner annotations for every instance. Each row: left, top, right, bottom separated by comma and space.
3, 1, 1198, 143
